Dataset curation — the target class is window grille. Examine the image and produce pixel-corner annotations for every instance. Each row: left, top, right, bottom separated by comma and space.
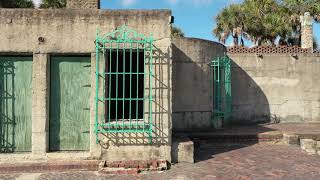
95, 26, 154, 144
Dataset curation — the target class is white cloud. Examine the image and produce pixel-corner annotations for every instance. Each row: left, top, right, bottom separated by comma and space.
32, 0, 42, 7
121, 0, 138, 7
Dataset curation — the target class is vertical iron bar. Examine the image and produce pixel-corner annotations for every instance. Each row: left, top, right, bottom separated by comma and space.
5, 61, 8, 150
103, 43, 106, 129
223, 56, 227, 121
136, 42, 139, 130
94, 38, 100, 143
129, 42, 132, 130
108, 42, 112, 130
210, 61, 213, 127
213, 60, 216, 118
224, 56, 227, 123
0, 64, 3, 150
148, 41, 153, 144
225, 56, 232, 122
217, 57, 220, 115
122, 43, 126, 130
143, 42, 146, 132
116, 42, 119, 129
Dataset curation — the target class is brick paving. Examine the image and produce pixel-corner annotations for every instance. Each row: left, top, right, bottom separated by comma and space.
1, 142, 320, 180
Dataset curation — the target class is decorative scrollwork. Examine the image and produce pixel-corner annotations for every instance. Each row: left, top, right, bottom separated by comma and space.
96, 25, 153, 43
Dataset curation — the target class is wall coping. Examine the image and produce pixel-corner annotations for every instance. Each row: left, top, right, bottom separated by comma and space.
227, 46, 316, 54
0, 8, 172, 18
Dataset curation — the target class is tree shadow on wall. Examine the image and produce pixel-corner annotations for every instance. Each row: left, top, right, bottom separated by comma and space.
231, 60, 274, 125
194, 59, 275, 162
100, 44, 170, 147
171, 43, 217, 132
171, 41, 275, 162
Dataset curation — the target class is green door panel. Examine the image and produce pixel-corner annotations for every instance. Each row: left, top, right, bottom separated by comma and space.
49, 56, 91, 151
0, 56, 32, 152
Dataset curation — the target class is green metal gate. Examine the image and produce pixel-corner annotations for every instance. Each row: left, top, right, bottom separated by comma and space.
210, 55, 232, 126
49, 56, 91, 151
95, 25, 154, 144
0, 56, 32, 152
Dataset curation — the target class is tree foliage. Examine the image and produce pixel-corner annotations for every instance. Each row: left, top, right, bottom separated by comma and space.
0, 0, 67, 8
214, 0, 320, 46
172, 25, 185, 38
40, 0, 66, 8
0, 0, 34, 8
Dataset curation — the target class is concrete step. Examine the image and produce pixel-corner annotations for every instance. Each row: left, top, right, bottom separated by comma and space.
172, 137, 194, 163
175, 123, 320, 144
300, 139, 320, 155
0, 160, 100, 174
175, 132, 283, 143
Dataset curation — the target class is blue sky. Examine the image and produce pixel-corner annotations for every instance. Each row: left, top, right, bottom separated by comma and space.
101, 0, 320, 47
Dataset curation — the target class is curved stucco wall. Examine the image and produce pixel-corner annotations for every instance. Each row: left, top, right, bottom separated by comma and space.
172, 37, 226, 132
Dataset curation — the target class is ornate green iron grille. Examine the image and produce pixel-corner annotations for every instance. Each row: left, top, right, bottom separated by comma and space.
211, 55, 232, 126
95, 26, 154, 144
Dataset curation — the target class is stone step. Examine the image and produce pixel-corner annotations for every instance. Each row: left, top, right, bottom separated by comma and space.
172, 137, 194, 163
0, 160, 100, 174
300, 139, 320, 155
175, 132, 283, 143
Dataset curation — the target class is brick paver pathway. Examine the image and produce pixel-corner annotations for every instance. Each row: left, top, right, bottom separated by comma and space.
1, 142, 320, 180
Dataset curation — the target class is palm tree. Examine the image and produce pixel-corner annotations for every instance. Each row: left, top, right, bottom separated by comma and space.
171, 26, 185, 38
213, 0, 319, 46
213, 4, 244, 45
240, 0, 291, 45
40, 0, 66, 8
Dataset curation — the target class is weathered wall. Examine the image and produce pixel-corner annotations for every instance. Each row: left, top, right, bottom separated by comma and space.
66, 0, 100, 9
229, 53, 320, 124
0, 9, 170, 53
172, 38, 226, 131
0, 9, 172, 162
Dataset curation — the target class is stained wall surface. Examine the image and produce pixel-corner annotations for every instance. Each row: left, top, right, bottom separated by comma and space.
172, 38, 226, 131
0, 9, 172, 161
229, 53, 320, 124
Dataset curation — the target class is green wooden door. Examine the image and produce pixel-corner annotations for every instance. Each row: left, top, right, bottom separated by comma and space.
49, 56, 91, 151
0, 56, 32, 152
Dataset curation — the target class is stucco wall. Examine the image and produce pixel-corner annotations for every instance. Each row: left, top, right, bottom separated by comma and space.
0, 9, 170, 53
172, 38, 226, 131
229, 53, 320, 124
0, 9, 172, 162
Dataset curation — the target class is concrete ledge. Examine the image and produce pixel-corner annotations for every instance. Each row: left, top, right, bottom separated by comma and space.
176, 132, 283, 143
0, 160, 100, 173
46, 152, 92, 160
172, 137, 194, 163
0, 152, 92, 161
283, 134, 300, 145
300, 139, 317, 154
